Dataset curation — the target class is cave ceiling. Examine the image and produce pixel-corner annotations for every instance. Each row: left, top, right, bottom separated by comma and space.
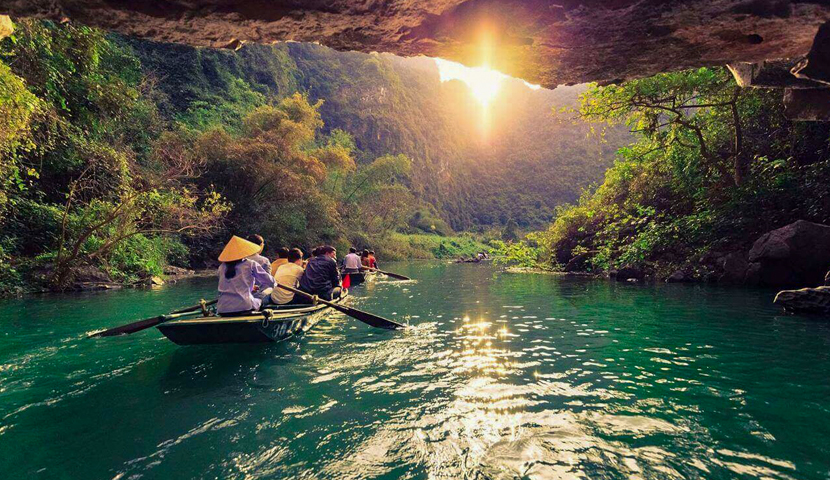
2, 0, 830, 90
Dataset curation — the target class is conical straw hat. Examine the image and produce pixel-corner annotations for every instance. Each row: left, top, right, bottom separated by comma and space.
218, 235, 262, 262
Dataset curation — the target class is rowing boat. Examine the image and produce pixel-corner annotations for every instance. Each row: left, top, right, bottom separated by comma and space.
342, 270, 375, 286
156, 292, 349, 345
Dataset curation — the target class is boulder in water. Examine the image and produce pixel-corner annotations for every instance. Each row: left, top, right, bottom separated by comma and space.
719, 251, 749, 283
747, 220, 830, 287
774, 286, 830, 314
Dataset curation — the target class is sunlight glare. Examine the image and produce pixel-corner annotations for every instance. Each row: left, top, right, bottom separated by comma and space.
435, 58, 505, 106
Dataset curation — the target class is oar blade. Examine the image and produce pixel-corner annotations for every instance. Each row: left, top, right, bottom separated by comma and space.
379, 270, 410, 281
90, 315, 166, 337
341, 305, 406, 330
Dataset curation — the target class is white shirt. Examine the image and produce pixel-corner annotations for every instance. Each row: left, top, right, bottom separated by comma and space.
270, 262, 305, 304
343, 252, 362, 270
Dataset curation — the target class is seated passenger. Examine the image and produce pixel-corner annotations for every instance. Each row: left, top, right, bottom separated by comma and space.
361, 249, 371, 269
270, 248, 307, 305
246, 234, 271, 272
216, 236, 275, 315
298, 245, 342, 300
368, 250, 378, 269
270, 246, 290, 276
342, 247, 362, 275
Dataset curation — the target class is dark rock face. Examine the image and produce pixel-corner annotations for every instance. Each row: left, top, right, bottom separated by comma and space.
2, 1, 830, 89
615, 266, 644, 282
564, 253, 589, 273
666, 270, 690, 283
747, 220, 830, 287
774, 286, 830, 314
720, 251, 750, 283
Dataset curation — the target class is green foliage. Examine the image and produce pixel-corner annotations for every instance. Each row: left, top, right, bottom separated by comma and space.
0, 19, 631, 293
530, 67, 830, 277
383, 233, 488, 260
490, 239, 541, 268
107, 234, 188, 281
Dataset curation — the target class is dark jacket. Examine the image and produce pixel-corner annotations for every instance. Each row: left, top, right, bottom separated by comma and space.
299, 255, 341, 295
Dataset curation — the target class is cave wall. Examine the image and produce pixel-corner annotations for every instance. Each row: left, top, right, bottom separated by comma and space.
2, 1, 830, 90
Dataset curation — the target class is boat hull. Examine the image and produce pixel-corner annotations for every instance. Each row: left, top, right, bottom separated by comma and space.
343, 271, 374, 286
156, 296, 345, 345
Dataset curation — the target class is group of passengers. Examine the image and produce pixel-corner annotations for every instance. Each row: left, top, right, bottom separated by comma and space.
215, 235, 376, 316
341, 247, 378, 275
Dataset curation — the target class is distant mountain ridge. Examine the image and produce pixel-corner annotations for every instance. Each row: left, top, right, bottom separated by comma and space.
125, 38, 631, 230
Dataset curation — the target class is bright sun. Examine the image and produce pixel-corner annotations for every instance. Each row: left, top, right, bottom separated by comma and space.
435, 58, 541, 106
434, 58, 505, 106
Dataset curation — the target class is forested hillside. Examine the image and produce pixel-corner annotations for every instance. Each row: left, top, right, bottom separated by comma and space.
501, 67, 830, 283
0, 19, 626, 293
123, 38, 628, 230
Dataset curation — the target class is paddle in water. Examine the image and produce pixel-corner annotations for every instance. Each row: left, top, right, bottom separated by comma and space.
89, 300, 217, 337
275, 282, 405, 330
365, 267, 410, 281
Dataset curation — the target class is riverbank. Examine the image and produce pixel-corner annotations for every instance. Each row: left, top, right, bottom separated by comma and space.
2, 232, 491, 298
382, 233, 490, 260
503, 266, 598, 277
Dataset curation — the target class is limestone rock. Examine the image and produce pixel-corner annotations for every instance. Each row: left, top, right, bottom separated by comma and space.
149, 275, 165, 286
73, 265, 111, 284
784, 88, 830, 121
666, 270, 689, 283
719, 252, 749, 284
2, 1, 830, 89
615, 266, 644, 282
747, 220, 830, 286
774, 286, 830, 315
163, 265, 194, 277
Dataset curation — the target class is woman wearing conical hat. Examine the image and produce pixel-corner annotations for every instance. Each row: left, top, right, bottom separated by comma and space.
216, 235, 276, 315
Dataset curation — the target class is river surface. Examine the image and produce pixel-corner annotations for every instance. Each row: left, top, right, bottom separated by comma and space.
2, 261, 830, 479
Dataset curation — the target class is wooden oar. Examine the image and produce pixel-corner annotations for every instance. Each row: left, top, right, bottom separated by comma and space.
364, 267, 410, 281
89, 300, 217, 337
275, 283, 405, 330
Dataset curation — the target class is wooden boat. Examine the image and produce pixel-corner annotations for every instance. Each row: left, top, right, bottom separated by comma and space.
342, 270, 375, 286
156, 293, 348, 345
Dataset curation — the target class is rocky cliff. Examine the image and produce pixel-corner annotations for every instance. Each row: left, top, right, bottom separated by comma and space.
2, 1, 830, 90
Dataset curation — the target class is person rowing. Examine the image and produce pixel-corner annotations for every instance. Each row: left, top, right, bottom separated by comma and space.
298, 245, 342, 300
216, 236, 275, 315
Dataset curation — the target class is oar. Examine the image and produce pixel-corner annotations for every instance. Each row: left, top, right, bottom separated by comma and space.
364, 267, 410, 281
275, 282, 405, 330
89, 300, 217, 337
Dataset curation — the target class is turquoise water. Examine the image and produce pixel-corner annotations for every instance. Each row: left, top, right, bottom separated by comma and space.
2, 262, 830, 479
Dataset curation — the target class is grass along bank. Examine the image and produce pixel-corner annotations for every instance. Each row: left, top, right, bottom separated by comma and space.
380, 233, 489, 260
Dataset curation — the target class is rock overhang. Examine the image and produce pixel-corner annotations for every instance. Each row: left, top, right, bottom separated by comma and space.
1, 0, 830, 92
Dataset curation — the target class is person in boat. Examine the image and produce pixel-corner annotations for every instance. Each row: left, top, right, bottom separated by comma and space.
360, 249, 371, 269
270, 246, 290, 276
368, 250, 378, 269
247, 234, 271, 272
343, 247, 362, 275
216, 236, 276, 315
298, 245, 342, 300
270, 248, 308, 305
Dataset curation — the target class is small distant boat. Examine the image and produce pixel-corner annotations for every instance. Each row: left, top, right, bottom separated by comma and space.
156, 293, 349, 345
341, 270, 375, 286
